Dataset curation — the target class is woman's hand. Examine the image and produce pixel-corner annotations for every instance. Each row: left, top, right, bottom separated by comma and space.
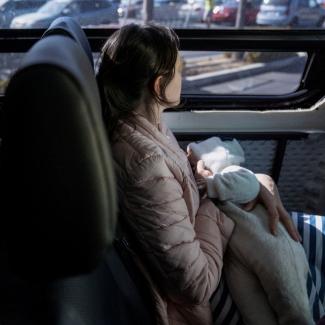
196, 161, 225, 224
187, 149, 208, 197
187, 147, 197, 173
194, 160, 212, 198
252, 174, 302, 242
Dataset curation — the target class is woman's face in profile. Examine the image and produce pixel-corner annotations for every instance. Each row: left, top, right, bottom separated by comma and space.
165, 52, 183, 107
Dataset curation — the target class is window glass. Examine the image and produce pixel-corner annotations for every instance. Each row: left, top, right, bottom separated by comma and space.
6, 1, 120, 29
0, 0, 324, 29
97, 0, 112, 9
14, 1, 35, 9
0, 51, 307, 96
298, 0, 309, 7
0, 53, 24, 95
78, 1, 96, 11
180, 51, 308, 95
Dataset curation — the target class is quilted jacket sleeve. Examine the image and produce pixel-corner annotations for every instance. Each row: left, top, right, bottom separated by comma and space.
122, 153, 231, 305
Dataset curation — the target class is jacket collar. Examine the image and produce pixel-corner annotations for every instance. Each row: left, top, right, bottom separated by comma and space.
126, 114, 184, 160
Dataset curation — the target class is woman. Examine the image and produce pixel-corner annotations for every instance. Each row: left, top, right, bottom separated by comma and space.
96, 23, 303, 325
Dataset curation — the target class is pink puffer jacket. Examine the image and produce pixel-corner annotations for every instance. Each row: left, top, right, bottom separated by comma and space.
111, 115, 234, 325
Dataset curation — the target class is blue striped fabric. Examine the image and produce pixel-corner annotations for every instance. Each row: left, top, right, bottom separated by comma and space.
211, 276, 242, 325
211, 212, 325, 325
291, 212, 325, 322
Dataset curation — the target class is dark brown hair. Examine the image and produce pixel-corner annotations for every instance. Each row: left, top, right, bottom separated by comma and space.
96, 23, 179, 137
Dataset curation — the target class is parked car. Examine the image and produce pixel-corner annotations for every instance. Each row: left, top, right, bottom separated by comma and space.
178, 0, 205, 23
10, 0, 119, 28
117, 0, 142, 18
211, 0, 261, 25
256, 0, 325, 27
0, 0, 48, 28
154, 0, 186, 20
118, 0, 185, 21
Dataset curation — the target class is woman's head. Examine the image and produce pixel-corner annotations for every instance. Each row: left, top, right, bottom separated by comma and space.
97, 23, 180, 135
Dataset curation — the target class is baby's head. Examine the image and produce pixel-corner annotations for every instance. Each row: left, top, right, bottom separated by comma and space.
187, 137, 245, 174
208, 165, 260, 205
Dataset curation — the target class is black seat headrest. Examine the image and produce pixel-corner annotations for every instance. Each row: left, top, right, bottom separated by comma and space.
42, 17, 94, 69
1, 34, 117, 280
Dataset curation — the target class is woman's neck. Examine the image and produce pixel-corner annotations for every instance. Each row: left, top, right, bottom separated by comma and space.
134, 102, 163, 128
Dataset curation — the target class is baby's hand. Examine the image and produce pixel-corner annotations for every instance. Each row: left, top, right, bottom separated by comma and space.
196, 160, 213, 178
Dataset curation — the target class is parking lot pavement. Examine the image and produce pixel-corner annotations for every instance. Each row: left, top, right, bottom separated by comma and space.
182, 54, 306, 95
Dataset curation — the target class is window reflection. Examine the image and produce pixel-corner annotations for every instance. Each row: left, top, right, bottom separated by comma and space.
0, 0, 323, 29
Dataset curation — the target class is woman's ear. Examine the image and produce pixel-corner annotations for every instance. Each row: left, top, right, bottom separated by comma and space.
153, 75, 163, 97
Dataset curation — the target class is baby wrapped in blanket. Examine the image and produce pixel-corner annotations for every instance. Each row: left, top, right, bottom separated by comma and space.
188, 137, 313, 325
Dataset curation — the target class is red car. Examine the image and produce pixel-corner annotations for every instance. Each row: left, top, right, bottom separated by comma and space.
212, 0, 261, 25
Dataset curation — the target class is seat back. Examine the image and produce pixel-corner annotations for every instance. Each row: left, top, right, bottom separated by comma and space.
0, 18, 156, 325
43, 18, 156, 324
42, 17, 94, 69
1, 32, 117, 280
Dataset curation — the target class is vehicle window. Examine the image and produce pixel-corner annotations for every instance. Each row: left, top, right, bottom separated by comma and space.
180, 51, 308, 95
0, 0, 325, 29
222, 0, 238, 5
97, 0, 113, 9
0, 53, 23, 95
14, 1, 34, 9
78, 1, 97, 12
82, 2, 92, 11
0, 51, 307, 97
69, 2, 81, 12
299, 0, 309, 7
0, 1, 323, 112
1, 0, 324, 29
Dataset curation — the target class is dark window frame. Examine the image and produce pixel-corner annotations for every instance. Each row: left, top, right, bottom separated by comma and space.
1, 28, 325, 110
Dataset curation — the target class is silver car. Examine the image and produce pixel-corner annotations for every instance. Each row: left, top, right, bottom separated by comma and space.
256, 0, 325, 27
0, 0, 48, 28
178, 0, 205, 24
10, 0, 119, 28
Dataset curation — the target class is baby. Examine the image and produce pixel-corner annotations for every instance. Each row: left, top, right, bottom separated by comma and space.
188, 137, 260, 207
188, 137, 313, 325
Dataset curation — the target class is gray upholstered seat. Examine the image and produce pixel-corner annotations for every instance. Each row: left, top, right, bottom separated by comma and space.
0, 19, 155, 325
1, 32, 117, 279
42, 16, 94, 69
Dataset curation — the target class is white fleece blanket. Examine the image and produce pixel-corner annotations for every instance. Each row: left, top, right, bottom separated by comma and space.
220, 202, 313, 325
